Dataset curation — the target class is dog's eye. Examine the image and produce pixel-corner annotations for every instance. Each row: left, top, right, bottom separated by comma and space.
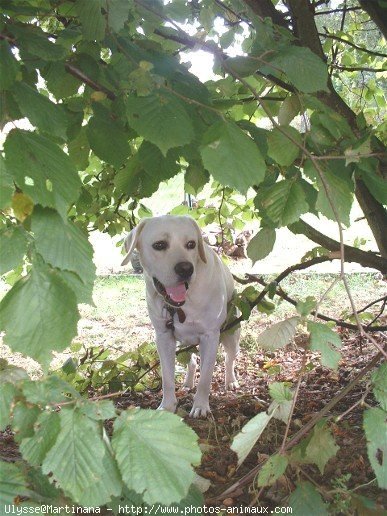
186, 240, 196, 249
152, 241, 168, 251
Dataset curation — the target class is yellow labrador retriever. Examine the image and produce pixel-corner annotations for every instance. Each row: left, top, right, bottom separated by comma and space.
122, 215, 240, 417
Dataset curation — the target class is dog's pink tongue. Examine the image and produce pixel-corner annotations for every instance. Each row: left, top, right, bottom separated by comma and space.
165, 283, 187, 303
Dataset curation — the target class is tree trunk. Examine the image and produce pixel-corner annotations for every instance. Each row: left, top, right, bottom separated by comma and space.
244, 0, 387, 258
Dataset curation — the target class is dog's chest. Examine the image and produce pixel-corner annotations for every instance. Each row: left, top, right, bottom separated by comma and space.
166, 303, 224, 345
172, 318, 204, 346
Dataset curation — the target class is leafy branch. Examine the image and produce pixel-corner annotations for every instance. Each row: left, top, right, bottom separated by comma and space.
233, 273, 387, 333
213, 348, 385, 503
319, 32, 387, 58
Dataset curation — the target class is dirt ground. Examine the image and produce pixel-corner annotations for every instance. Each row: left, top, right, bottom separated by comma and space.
111, 333, 387, 511
0, 262, 386, 511
1, 331, 385, 512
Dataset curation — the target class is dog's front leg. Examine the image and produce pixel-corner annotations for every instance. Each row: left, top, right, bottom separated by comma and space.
190, 331, 219, 418
155, 330, 177, 412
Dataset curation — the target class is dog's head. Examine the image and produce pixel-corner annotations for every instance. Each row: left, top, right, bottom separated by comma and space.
121, 215, 207, 305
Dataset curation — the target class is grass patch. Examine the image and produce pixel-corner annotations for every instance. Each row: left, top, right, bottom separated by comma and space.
1, 272, 384, 370
79, 272, 384, 351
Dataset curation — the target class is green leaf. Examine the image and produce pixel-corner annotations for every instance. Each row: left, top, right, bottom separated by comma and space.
107, 0, 131, 32
0, 461, 30, 505
185, 163, 209, 195
4, 129, 81, 219
247, 227, 276, 264
308, 322, 342, 370
25, 465, 62, 502
224, 56, 259, 77
44, 62, 81, 100
87, 107, 131, 168
0, 156, 14, 209
304, 421, 339, 474
32, 207, 95, 304
358, 160, 387, 206
257, 179, 309, 227
68, 127, 90, 170
75, 0, 106, 41
231, 411, 273, 467
112, 408, 201, 505
126, 92, 195, 156
256, 317, 300, 351
296, 296, 316, 317
11, 25, 67, 61
22, 376, 79, 406
20, 411, 60, 466
59, 269, 95, 305
269, 382, 293, 403
0, 41, 20, 90
11, 402, 41, 443
278, 95, 301, 126
289, 481, 328, 515
0, 226, 28, 275
363, 407, 387, 489
0, 261, 80, 368
114, 149, 176, 199
257, 454, 288, 487
270, 46, 328, 93
42, 407, 122, 506
267, 126, 301, 167
372, 363, 387, 411
0, 360, 29, 384
80, 431, 123, 507
79, 400, 117, 420
138, 141, 180, 181
268, 382, 294, 423
0, 383, 16, 431
200, 120, 265, 194
13, 82, 68, 140
315, 162, 354, 227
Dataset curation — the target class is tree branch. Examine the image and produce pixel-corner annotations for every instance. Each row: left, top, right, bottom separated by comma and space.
222, 256, 334, 333
314, 7, 362, 16
329, 64, 386, 73
288, 219, 387, 274
358, 0, 387, 40
64, 63, 117, 100
243, 0, 289, 30
234, 274, 387, 333
319, 32, 387, 58
242, 0, 387, 259
0, 31, 118, 102
214, 349, 385, 502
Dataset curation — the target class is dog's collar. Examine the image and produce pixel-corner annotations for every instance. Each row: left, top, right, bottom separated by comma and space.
165, 304, 186, 331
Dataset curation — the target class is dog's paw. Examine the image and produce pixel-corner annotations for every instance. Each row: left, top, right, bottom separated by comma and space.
189, 403, 211, 418
157, 400, 177, 413
182, 380, 195, 391
226, 380, 239, 391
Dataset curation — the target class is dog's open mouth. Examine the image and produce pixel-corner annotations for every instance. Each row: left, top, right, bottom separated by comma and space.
153, 277, 188, 307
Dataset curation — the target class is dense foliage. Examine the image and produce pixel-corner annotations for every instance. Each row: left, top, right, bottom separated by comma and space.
0, 0, 386, 512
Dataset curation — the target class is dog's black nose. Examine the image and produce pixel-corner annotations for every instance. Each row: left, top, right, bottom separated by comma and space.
174, 261, 194, 279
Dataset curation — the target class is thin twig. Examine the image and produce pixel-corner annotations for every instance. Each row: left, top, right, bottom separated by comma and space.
334, 384, 371, 422
215, 350, 384, 502
313, 277, 340, 322
357, 295, 387, 315
280, 351, 307, 454
53, 344, 198, 407
219, 58, 387, 359
233, 273, 387, 332
319, 32, 387, 58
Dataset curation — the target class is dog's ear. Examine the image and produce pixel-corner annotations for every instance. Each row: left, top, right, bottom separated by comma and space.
189, 218, 207, 264
121, 220, 147, 266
